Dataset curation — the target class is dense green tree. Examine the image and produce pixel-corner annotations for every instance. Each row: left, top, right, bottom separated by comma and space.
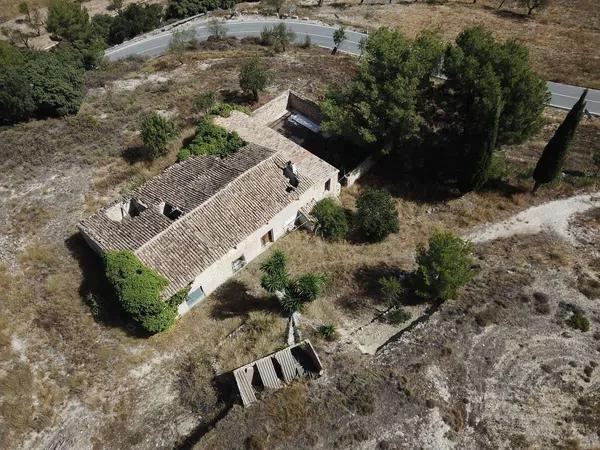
332, 26, 346, 55
46, 0, 91, 42
141, 113, 179, 159
457, 64, 504, 192
104, 250, 178, 334
0, 43, 84, 123
321, 28, 444, 152
0, 66, 35, 124
355, 188, 399, 242
414, 230, 474, 300
107, 3, 163, 45
260, 250, 327, 314
90, 14, 114, 43
239, 56, 269, 101
532, 89, 587, 192
444, 26, 548, 146
26, 51, 84, 117
260, 23, 295, 53
311, 197, 349, 240
166, 0, 233, 20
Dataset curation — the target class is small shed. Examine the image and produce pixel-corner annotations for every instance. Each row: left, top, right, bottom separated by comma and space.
232, 340, 323, 407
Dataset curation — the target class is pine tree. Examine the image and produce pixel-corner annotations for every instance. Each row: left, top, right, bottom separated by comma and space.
532, 89, 588, 193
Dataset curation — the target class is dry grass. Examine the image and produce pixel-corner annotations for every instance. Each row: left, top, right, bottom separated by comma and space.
300, 0, 600, 88
0, 38, 598, 448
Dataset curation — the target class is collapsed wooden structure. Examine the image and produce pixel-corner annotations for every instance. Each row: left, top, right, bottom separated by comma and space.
232, 340, 323, 407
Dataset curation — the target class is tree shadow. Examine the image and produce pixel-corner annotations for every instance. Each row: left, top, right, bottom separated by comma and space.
64, 233, 146, 338
481, 178, 529, 197
209, 279, 282, 320
121, 145, 149, 164
218, 89, 254, 106
336, 263, 399, 311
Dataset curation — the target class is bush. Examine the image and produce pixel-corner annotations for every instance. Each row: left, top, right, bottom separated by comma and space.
104, 250, 177, 334
141, 113, 179, 159
379, 276, 403, 306
355, 188, 399, 242
193, 91, 216, 114
209, 102, 251, 117
566, 311, 590, 332
414, 230, 474, 300
388, 308, 411, 325
318, 324, 338, 341
166, 0, 234, 20
179, 118, 244, 160
311, 198, 348, 241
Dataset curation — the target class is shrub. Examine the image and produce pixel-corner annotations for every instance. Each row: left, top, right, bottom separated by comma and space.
388, 308, 411, 325
209, 102, 251, 117
311, 198, 348, 241
179, 118, 244, 160
141, 112, 179, 159
318, 324, 338, 341
414, 230, 474, 300
104, 250, 177, 334
355, 188, 399, 242
193, 91, 216, 114
566, 311, 590, 332
379, 276, 403, 306
177, 147, 192, 161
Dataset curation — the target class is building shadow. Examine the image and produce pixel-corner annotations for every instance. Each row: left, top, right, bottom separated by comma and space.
64, 232, 146, 337
209, 279, 282, 320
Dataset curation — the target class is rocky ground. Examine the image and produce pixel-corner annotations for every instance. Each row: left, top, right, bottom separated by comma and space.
197, 207, 600, 450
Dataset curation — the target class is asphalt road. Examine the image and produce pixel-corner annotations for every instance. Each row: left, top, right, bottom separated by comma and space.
105, 18, 600, 115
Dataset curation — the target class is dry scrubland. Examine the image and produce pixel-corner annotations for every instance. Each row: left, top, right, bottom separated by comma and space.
0, 40, 599, 449
1, 0, 599, 88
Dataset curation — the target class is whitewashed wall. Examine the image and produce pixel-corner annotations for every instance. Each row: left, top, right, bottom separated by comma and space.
177, 175, 339, 316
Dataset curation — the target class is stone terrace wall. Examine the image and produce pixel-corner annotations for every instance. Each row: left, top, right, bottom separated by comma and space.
288, 91, 323, 124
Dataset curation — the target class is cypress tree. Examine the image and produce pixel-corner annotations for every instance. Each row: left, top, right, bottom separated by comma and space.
532, 89, 588, 193
458, 65, 503, 192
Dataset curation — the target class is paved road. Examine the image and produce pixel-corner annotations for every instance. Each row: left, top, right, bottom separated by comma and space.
105, 18, 600, 115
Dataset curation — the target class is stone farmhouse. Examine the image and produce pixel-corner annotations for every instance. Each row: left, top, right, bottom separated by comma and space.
78, 91, 340, 316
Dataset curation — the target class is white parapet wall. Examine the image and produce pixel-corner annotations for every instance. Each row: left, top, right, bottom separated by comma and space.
343, 154, 379, 187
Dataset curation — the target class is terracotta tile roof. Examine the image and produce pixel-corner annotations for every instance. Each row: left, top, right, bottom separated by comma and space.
78, 144, 275, 254
79, 142, 337, 298
79, 91, 338, 298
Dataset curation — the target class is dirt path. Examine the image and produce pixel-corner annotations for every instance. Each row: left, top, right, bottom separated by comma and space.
467, 192, 600, 245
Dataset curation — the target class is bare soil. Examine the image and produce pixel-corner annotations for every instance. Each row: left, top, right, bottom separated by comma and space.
0, 40, 599, 450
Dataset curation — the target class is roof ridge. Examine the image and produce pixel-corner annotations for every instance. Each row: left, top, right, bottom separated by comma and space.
134, 146, 282, 257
